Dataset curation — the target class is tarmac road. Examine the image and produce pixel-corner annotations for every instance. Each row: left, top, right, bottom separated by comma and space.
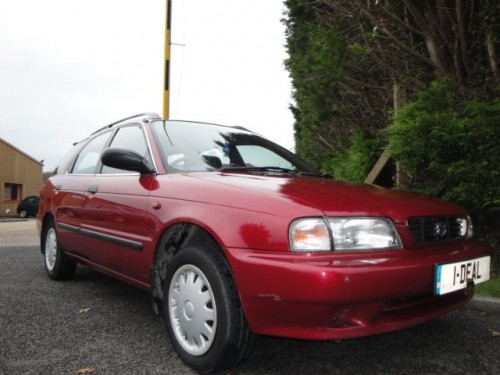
0, 220, 499, 374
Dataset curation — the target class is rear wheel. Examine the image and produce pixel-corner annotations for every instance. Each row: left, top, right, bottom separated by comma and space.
19, 210, 27, 218
163, 245, 254, 373
42, 220, 76, 280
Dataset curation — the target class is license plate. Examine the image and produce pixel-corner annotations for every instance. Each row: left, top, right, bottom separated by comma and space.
435, 256, 490, 295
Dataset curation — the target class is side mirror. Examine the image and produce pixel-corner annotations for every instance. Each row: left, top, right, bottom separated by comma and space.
202, 155, 222, 169
101, 148, 155, 175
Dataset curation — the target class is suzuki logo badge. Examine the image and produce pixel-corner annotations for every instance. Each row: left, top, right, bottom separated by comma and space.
435, 222, 448, 237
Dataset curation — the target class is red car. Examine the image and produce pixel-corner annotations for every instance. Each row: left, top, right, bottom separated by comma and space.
37, 113, 491, 373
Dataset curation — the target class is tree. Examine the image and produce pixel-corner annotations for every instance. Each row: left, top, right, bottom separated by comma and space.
387, 80, 500, 261
284, 0, 500, 264
283, 0, 393, 173
284, 0, 499, 176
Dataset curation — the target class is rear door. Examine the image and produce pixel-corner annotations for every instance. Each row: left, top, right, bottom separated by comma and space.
53, 131, 112, 258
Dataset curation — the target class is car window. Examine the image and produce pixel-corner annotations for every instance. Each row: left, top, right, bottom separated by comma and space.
71, 132, 111, 174
151, 121, 318, 174
54, 141, 86, 174
236, 145, 295, 169
100, 125, 151, 174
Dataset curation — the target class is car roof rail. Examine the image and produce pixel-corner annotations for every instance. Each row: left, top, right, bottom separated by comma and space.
91, 112, 162, 135
166, 119, 254, 134
231, 125, 252, 132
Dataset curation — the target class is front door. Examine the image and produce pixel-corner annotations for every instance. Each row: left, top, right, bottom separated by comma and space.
79, 124, 156, 284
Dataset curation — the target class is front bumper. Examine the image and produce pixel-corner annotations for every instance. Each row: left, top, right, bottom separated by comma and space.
225, 241, 491, 340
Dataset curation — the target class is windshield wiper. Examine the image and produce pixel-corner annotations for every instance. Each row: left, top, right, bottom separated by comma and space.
220, 166, 296, 174
219, 166, 328, 178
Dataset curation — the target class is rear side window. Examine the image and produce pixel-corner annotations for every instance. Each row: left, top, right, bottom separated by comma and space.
71, 132, 111, 174
54, 143, 84, 175
25, 196, 38, 204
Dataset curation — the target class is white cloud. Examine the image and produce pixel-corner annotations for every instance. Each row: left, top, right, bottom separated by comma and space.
0, 0, 294, 171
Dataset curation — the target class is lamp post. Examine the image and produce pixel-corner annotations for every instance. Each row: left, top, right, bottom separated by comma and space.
163, 0, 172, 119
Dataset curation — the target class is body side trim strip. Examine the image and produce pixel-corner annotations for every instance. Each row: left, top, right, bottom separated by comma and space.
57, 222, 143, 251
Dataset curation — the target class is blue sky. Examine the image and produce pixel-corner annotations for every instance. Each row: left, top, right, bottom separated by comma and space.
0, 0, 294, 171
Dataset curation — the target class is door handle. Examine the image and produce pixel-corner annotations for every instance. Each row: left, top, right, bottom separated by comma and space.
87, 185, 98, 194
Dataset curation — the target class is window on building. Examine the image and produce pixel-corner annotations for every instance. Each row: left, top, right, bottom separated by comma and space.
3, 183, 22, 201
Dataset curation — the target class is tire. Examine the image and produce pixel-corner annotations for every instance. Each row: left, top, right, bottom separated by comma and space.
42, 220, 77, 280
19, 210, 27, 218
163, 245, 254, 373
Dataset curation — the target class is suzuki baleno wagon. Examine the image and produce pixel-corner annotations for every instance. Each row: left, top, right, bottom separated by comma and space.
37, 113, 491, 373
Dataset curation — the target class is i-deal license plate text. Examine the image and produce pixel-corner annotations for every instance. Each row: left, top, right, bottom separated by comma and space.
435, 256, 490, 295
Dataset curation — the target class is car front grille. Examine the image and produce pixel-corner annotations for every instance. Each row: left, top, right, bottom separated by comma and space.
407, 216, 465, 245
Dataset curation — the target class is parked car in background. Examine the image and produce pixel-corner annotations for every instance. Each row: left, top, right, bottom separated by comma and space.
17, 195, 39, 218
36, 113, 491, 373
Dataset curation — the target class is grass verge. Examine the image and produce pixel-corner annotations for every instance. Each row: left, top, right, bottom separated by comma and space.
475, 253, 500, 298
475, 275, 500, 298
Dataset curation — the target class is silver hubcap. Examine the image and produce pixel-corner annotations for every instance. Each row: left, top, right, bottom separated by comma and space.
45, 228, 57, 271
168, 264, 217, 356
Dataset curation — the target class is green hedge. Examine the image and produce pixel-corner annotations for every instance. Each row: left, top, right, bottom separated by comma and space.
323, 131, 383, 183
387, 80, 500, 269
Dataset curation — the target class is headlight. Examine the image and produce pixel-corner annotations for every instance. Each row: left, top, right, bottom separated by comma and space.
328, 218, 402, 251
458, 216, 474, 239
466, 216, 474, 239
290, 217, 402, 252
289, 218, 331, 252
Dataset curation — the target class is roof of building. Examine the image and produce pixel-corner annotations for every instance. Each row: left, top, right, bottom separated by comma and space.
0, 138, 44, 166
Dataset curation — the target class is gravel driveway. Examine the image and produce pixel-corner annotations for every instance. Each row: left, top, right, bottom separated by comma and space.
1, 218, 499, 375
0, 219, 38, 247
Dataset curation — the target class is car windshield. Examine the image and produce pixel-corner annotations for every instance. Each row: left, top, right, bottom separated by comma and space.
151, 120, 321, 175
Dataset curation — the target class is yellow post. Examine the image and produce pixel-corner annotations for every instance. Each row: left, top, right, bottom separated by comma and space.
163, 0, 172, 119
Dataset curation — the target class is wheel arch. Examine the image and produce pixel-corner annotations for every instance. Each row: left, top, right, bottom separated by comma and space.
150, 221, 227, 314
40, 213, 56, 253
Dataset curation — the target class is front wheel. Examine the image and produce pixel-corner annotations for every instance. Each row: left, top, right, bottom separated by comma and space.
163, 245, 254, 373
19, 210, 27, 218
42, 220, 76, 280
